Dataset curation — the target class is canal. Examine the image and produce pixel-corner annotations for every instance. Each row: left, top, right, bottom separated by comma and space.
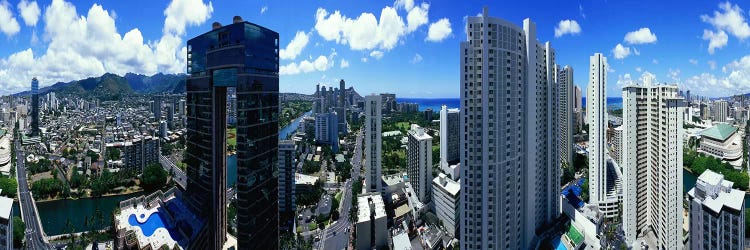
35, 110, 311, 235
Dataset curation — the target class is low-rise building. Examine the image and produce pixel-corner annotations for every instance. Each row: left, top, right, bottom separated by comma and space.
688, 169, 745, 250
699, 123, 742, 167
432, 173, 459, 236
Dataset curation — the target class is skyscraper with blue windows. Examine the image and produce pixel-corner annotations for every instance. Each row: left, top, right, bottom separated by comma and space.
185, 16, 279, 249
30, 77, 40, 136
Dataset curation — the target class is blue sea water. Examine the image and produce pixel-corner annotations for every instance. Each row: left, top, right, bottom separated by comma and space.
396, 98, 460, 111
582, 97, 622, 110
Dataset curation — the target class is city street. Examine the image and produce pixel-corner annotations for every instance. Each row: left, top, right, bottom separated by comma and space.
15, 139, 51, 249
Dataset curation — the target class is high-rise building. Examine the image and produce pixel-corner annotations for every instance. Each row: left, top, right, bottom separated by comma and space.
612, 126, 623, 165
278, 140, 296, 233
185, 17, 279, 249
339, 79, 346, 108
688, 169, 745, 250
558, 65, 574, 167
574, 85, 582, 110
364, 94, 383, 193
621, 83, 685, 248
587, 53, 611, 206
460, 8, 559, 249
432, 173, 460, 236
424, 108, 433, 121
337, 80, 348, 133
152, 95, 162, 121
315, 111, 339, 152
0, 197, 12, 250
355, 193, 387, 250
686, 90, 691, 103
713, 100, 728, 122
439, 105, 460, 167
166, 104, 174, 129
30, 77, 40, 136
407, 124, 433, 203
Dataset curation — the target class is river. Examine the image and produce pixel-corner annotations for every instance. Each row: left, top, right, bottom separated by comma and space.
35, 110, 311, 235
682, 168, 750, 208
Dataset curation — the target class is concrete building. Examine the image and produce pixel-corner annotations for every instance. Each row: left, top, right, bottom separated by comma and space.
713, 100, 728, 122
424, 108, 433, 121
621, 83, 685, 249
698, 123, 742, 164
0, 197, 12, 250
558, 65, 574, 167
574, 85, 582, 110
407, 124, 433, 203
152, 95, 162, 121
356, 193, 387, 250
314, 111, 339, 152
185, 17, 279, 249
364, 94, 383, 193
439, 105, 460, 169
30, 77, 40, 136
432, 173, 460, 236
587, 53, 613, 209
612, 126, 623, 165
688, 170, 745, 250
460, 8, 559, 249
278, 140, 296, 233
106, 135, 159, 172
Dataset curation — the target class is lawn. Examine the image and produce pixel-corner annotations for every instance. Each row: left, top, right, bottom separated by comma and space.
566, 224, 584, 245
309, 222, 318, 231
395, 122, 410, 131
227, 127, 237, 147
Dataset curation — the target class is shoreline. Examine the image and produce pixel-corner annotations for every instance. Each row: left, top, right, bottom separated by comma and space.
35, 188, 144, 203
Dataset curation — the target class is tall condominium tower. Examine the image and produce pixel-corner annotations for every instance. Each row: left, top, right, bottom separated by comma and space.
622, 83, 685, 248
407, 124, 433, 203
460, 8, 559, 249
439, 105, 460, 167
574, 85, 582, 110
185, 16, 279, 249
713, 100, 728, 122
152, 95, 162, 121
278, 140, 296, 233
364, 94, 382, 193
688, 169, 745, 250
587, 53, 609, 204
558, 65, 574, 167
30, 77, 40, 136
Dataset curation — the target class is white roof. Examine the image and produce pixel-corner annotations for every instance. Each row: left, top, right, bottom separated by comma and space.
295, 174, 318, 185
392, 232, 412, 250
433, 173, 460, 196
0, 196, 12, 220
689, 170, 745, 213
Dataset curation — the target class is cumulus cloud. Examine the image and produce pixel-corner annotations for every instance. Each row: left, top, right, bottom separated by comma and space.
394, 0, 415, 11
426, 18, 452, 42
0, 0, 214, 94
280, 31, 309, 60
17, 0, 40, 26
624, 27, 657, 44
340, 59, 349, 68
405, 3, 428, 32
667, 68, 681, 82
616, 73, 634, 87
701, 2, 750, 39
370, 50, 384, 60
410, 53, 422, 64
635, 67, 642, 72
703, 29, 729, 54
279, 50, 337, 75
689, 59, 698, 65
0, 1, 20, 37
682, 54, 750, 96
554, 20, 581, 37
260, 6, 268, 14
708, 60, 717, 70
612, 43, 631, 59
314, 7, 406, 51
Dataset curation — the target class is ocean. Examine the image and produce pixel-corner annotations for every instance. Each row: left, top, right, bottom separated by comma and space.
397, 97, 623, 111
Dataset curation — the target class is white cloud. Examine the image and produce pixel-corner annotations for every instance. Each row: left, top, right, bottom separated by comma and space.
579, 4, 586, 19
410, 53, 422, 64
701, 2, 750, 39
0, 0, 214, 94
0, 1, 20, 37
689, 59, 698, 65
340, 59, 349, 68
616, 73, 634, 87
624, 27, 657, 44
635, 67, 642, 72
260, 6, 268, 15
632, 48, 640, 56
612, 43, 631, 59
314, 7, 408, 51
652, 59, 659, 64
703, 29, 728, 54
667, 68, 680, 82
681, 54, 750, 96
279, 51, 337, 75
554, 20, 581, 37
394, 0, 415, 11
370, 50, 384, 60
17, 0, 40, 26
406, 3, 428, 32
361, 57, 368, 62
426, 18, 452, 42
640, 71, 656, 84
708, 60, 717, 70
280, 31, 309, 60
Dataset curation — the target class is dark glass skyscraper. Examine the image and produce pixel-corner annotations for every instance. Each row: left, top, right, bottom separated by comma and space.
185, 16, 279, 249
30, 77, 40, 136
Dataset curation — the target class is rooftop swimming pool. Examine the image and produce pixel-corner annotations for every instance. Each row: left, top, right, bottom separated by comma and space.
128, 213, 166, 237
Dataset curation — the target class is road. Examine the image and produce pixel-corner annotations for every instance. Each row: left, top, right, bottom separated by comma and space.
319, 130, 363, 250
159, 154, 186, 189
15, 139, 52, 249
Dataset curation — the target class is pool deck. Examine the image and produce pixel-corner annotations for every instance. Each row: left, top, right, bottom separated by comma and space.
117, 203, 181, 249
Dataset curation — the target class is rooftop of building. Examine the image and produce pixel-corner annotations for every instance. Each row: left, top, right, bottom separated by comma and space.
408, 124, 432, 140
0, 196, 12, 220
700, 123, 737, 141
357, 193, 386, 223
295, 173, 318, 185
688, 169, 745, 213
392, 231, 412, 250
433, 173, 460, 196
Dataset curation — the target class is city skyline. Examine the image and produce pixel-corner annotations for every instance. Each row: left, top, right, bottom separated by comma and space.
1, 0, 750, 98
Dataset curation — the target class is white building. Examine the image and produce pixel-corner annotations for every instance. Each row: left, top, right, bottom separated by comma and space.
407, 124, 433, 203
356, 193, 387, 250
558, 65, 574, 167
432, 173, 460, 236
698, 123, 742, 167
364, 95, 383, 193
612, 126, 623, 165
439, 105, 460, 168
713, 100, 728, 123
0, 196, 12, 250
687, 170, 745, 250
621, 83, 685, 248
278, 140, 296, 232
587, 53, 610, 206
460, 8, 559, 250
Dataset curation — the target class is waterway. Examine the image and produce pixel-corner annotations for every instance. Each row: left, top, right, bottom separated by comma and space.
34, 110, 311, 235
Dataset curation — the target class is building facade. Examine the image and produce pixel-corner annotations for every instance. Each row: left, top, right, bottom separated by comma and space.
185, 17, 279, 249
688, 170, 745, 250
315, 111, 339, 152
278, 140, 296, 233
0, 197, 11, 250
407, 124, 433, 203
439, 105, 460, 168
364, 94, 383, 193
460, 8, 559, 249
355, 193, 387, 250
432, 173, 460, 236
30, 77, 40, 136
587, 53, 611, 206
558, 65, 574, 168
621, 83, 685, 248
713, 100, 728, 122
698, 123, 742, 163
612, 126, 623, 165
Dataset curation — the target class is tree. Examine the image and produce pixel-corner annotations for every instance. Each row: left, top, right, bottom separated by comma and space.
0, 177, 17, 198
13, 216, 24, 248
140, 163, 168, 191
106, 147, 121, 161
86, 150, 100, 162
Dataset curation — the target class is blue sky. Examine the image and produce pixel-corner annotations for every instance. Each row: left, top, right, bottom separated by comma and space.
0, 0, 749, 98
